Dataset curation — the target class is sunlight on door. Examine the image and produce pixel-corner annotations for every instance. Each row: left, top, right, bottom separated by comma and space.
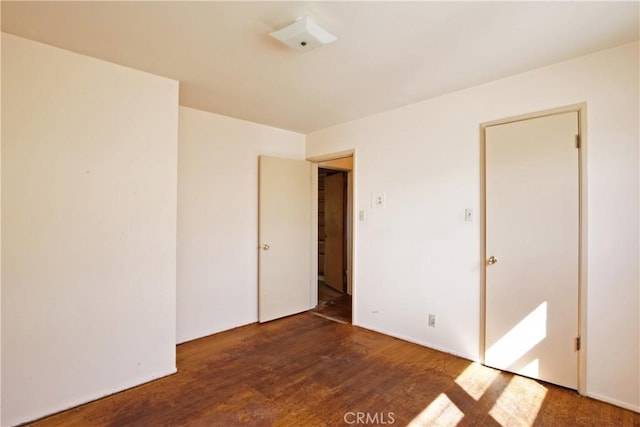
485, 301, 548, 376
484, 111, 579, 390
520, 359, 540, 378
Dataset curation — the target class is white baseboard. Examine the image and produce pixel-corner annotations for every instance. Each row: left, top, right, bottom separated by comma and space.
586, 392, 640, 413
353, 322, 479, 363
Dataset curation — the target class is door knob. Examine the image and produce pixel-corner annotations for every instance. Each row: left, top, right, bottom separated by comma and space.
488, 256, 498, 265
261, 244, 270, 251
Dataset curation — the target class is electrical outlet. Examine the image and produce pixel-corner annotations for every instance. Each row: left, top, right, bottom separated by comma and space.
428, 314, 436, 328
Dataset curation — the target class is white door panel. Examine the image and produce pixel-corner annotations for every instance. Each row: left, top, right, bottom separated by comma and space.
485, 111, 579, 389
259, 156, 312, 323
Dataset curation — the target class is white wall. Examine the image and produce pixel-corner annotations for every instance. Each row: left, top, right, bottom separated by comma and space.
177, 106, 304, 344
1, 34, 179, 426
307, 42, 639, 411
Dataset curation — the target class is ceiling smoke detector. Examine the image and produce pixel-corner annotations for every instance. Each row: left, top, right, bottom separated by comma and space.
269, 16, 337, 52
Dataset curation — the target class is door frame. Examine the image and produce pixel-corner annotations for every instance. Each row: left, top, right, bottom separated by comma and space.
307, 149, 357, 324
479, 103, 587, 395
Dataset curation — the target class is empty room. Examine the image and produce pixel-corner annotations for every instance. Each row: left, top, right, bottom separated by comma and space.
1, 1, 639, 426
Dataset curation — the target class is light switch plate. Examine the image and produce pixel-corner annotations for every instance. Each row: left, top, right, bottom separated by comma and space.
372, 192, 386, 208
465, 208, 473, 222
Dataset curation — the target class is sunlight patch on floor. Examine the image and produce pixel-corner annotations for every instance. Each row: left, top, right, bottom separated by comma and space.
454, 362, 500, 400
408, 393, 464, 427
489, 375, 547, 426
412, 301, 552, 426
486, 302, 547, 369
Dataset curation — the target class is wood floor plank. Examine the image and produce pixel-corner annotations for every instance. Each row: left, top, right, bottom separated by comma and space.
29, 313, 640, 426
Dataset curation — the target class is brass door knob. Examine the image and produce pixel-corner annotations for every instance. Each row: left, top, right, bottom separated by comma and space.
261, 244, 270, 251
488, 256, 498, 265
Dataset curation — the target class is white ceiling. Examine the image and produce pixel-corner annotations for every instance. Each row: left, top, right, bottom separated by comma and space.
2, 1, 638, 133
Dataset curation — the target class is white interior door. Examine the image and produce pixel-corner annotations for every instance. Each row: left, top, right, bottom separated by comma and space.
259, 156, 312, 323
484, 111, 580, 389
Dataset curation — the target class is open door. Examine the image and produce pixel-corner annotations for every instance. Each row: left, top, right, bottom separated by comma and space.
258, 156, 313, 323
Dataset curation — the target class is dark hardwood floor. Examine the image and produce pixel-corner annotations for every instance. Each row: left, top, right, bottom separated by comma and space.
30, 313, 639, 426
311, 283, 352, 324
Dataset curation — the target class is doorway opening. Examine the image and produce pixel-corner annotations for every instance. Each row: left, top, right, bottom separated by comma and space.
312, 157, 353, 323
